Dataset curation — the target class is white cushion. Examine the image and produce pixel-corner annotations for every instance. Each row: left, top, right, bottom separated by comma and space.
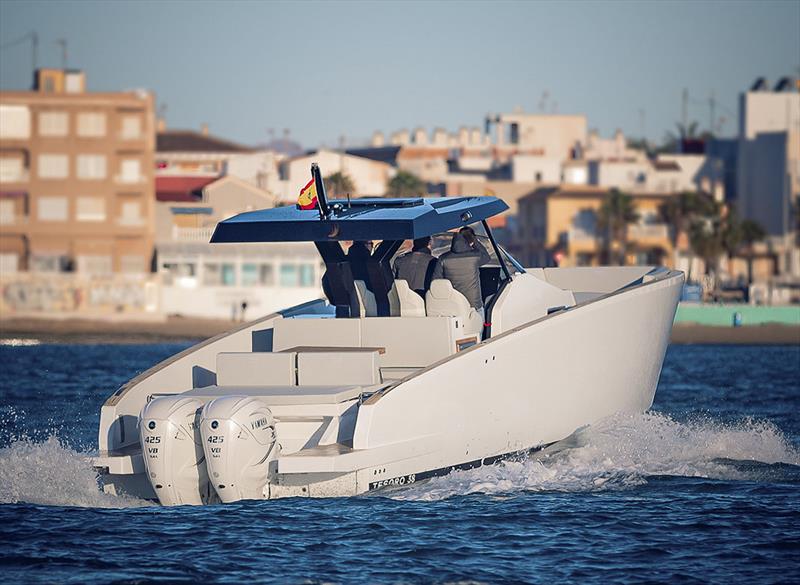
297, 351, 380, 385
354, 280, 377, 317
272, 318, 362, 352
426, 279, 471, 318
217, 352, 296, 386
389, 279, 426, 317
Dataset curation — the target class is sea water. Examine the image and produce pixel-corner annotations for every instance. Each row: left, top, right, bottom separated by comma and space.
0, 343, 798, 583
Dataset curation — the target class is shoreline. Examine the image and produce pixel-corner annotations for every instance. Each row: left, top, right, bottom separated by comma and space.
1, 316, 798, 345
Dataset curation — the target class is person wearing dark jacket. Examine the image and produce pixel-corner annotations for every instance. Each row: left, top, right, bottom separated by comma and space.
393, 236, 439, 297
432, 227, 491, 310
347, 240, 373, 288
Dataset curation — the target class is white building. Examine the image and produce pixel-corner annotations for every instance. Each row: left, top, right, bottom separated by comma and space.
156, 175, 322, 319
278, 149, 394, 202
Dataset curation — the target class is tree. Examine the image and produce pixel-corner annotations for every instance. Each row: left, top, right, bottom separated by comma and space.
596, 189, 639, 265
386, 170, 426, 197
721, 207, 766, 285
659, 190, 718, 275
324, 172, 356, 197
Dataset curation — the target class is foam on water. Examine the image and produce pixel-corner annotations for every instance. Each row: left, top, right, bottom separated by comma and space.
0, 411, 797, 508
0, 436, 148, 508
392, 411, 800, 501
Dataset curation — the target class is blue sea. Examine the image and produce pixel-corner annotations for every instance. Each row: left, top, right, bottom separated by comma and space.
0, 342, 798, 584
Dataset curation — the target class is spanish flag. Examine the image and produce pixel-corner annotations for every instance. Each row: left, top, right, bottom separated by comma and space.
297, 178, 318, 210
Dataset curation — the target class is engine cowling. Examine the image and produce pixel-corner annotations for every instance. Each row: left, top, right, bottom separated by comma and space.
200, 396, 277, 503
139, 396, 215, 506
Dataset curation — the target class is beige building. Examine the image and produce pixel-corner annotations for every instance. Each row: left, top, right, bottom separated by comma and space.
517, 185, 675, 268
0, 68, 155, 275
279, 149, 394, 201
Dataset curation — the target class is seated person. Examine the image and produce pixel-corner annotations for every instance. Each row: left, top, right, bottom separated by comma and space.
347, 240, 373, 289
393, 236, 439, 297
432, 227, 491, 313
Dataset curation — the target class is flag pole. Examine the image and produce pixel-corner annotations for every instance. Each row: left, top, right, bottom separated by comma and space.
311, 163, 330, 220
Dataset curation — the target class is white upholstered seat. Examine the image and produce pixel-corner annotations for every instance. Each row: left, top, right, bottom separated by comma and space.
353, 280, 377, 317
425, 279, 483, 335
388, 279, 426, 317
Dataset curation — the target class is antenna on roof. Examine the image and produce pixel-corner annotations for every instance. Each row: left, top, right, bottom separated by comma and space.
311, 163, 330, 220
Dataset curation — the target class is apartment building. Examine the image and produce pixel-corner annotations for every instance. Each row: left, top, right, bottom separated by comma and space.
0, 68, 155, 275
516, 185, 675, 269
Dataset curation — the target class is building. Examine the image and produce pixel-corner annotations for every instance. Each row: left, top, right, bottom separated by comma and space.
155, 175, 322, 319
486, 112, 587, 161
0, 68, 155, 275
735, 77, 800, 280
156, 127, 283, 196
517, 185, 675, 269
278, 149, 394, 201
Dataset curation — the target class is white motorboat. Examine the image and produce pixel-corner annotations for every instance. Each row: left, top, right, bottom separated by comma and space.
93, 166, 684, 505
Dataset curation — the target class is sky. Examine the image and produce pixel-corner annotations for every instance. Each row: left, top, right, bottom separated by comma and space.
1, 0, 798, 149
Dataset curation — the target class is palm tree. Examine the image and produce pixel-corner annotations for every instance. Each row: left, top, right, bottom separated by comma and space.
596, 189, 639, 265
324, 172, 356, 197
722, 210, 766, 285
659, 191, 718, 275
386, 170, 426, 197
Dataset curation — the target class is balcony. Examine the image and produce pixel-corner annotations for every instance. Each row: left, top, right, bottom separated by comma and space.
628, 224, 670, 241
115, 174, 145, 185
172, 226, 214, 242
0, 170, 30, 184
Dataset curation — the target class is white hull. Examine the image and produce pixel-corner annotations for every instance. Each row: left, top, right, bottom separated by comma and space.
93, 266, 683, 503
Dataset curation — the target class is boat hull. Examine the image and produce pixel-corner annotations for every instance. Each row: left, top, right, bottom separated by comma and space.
272, 269, 684, 498
97, 269, 684, 502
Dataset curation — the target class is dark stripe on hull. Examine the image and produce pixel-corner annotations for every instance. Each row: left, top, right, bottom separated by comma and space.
367, 441, 556, 491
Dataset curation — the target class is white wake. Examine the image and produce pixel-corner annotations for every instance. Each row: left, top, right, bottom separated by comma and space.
391, 411, 800, 501
0, 412, 797, 507
0, 436, 148, 508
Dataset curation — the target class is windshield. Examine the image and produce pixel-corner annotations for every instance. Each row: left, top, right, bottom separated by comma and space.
389, 224, 525, 277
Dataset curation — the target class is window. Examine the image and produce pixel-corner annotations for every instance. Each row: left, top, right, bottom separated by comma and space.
280, 264, 298, 287
30, 254, 68, 272
535, 171, 542, 182
509, 122, 520, 145
38, 112, 68, 136
120, 255, 146, 274
38, 154, 69, 179
279, 263, 315, 287
121, 116, 142, 139
119, 201, 142, 226
37, 196, 68, 221
119, 159, 141, 183
299, 264, 314, 286
0, 253, 18, 275
77, 255, 112, 275
77, 112, 106, 137
162, 262, 196, 285
76, 197, 106, 221
77, 155, 107, 179
203, 263, 236, 286
242, 263, 274, 286
0, 200, 15, 225
0, 105, 31, 139
0, 157, 24, 182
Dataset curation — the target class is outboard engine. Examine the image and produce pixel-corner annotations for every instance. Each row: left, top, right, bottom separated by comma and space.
139, 396, 215, 506
200, 396, 278, 503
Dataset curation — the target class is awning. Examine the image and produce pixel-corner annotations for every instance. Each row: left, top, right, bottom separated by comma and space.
210, 196, 509, 243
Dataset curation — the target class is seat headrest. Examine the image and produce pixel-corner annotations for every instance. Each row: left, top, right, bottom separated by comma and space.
428, 279, 455, 299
